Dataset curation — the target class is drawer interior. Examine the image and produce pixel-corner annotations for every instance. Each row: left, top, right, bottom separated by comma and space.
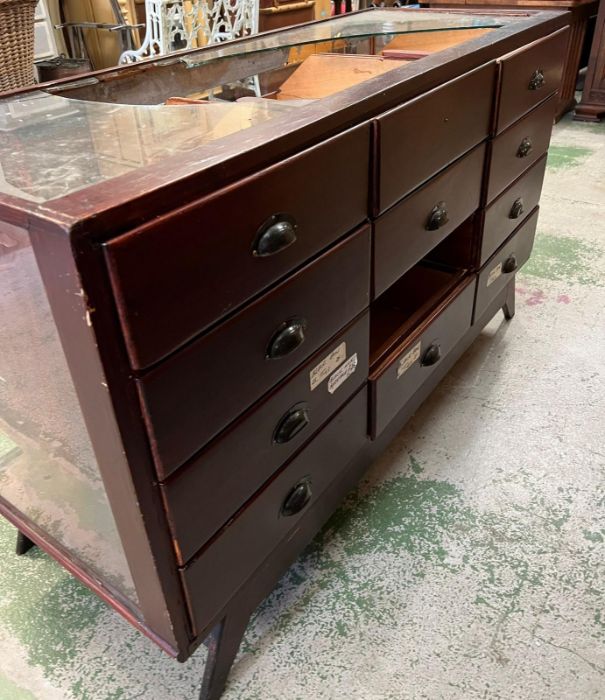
370, 262, 468, 368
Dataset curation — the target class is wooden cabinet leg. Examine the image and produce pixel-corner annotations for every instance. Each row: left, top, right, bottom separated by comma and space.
199, 612, 249, 700
15, 531, 36, 556
503, 282, 515, 321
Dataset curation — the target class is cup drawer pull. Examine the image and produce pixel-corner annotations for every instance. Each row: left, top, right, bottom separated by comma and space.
502, 255, 518, 274
421, 343, 442, 367
425, 201, 449, 231
517, 138, 533, 158
528, 69, 545, 91
281, 478, 312, 517
273, 404, 310, 444
509, 198, 525, 220
253, 214, 297, 257
266, 318, 307, 359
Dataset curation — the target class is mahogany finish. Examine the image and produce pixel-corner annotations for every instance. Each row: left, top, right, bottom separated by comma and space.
425, 1, 597, 121
182, 387, 369, 635
475, 206, 539, 320
138, 225, 370, 478
370, 274, 476, 438
481, 154, 547, 263
485, 93, 556, 201
374, 62, 496, 214
105, 125, 370, 369
0, 9, 567, 700
162, 312, 369, 564
373, 144, 486, 297
495, 27, 568, 131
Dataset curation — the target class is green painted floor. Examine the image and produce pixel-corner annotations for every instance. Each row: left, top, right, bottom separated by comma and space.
1, 115, 604, 700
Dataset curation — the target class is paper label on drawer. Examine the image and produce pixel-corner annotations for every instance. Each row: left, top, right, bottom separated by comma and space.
310, 342, 346, 391
397, 341, 421, 379
328, 353, 358, 394
487, 262, 503, 287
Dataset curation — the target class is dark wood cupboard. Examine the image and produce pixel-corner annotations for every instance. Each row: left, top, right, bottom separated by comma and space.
0, 8, 567, 699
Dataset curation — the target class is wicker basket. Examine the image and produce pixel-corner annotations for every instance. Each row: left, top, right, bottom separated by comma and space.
0, 0, 38, 92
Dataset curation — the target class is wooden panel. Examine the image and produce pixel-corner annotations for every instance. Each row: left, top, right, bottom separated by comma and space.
104, 124, 370, 370
382, 27, 495, 57
375, 62, 495, 214
162, 312, 369, 564
496, 28, 568, 132
481, 154, 547, 264
138, 225, 371, 479
474, 207, 539, 321
181, 387, 369, 634
485, 94, 555, 203
374, 143, 486, 298
276, 54, 409, 101
369, 275, 475, 438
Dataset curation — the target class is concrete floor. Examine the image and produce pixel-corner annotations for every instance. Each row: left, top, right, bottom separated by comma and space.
0, 114, 604, 700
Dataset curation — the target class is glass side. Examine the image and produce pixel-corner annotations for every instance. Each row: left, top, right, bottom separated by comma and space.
0, 223, 138, 604
0, 8, 513, 204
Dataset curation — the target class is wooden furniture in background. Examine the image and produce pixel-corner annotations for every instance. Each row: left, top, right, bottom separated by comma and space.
0, 9, 567, 700
424, 0, 600, 119
575, 0, 605, 120
259, 0, 316, 31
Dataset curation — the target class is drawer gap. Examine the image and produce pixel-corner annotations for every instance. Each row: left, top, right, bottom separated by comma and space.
370, 261, 467, 369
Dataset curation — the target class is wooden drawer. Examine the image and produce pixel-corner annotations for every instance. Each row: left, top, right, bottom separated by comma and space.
474, 207, 539, 322
481, 155, 547, 266
138, 225, 371, 479
374, 144, 485, 298
181, 387, 369, 632
485, 94, 555, 203
104, 125, 370, 370
162, 312, 369, 563
495, 28, 567, 134
375, 62, 495, 214
369, 268, 475, 438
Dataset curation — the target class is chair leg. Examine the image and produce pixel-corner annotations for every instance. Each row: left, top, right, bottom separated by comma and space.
16, 531, 35, 556
199, 611, 250, 700
503, 282, 516, 321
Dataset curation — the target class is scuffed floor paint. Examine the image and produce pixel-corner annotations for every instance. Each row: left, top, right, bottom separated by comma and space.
0, 116, 604, 699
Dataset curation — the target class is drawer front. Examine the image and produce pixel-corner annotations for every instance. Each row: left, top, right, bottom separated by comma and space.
375, 62, 495, 214
481, 154, 547, 266
138, 225, 371, 478
496, 28, 567, 134
163, 312, 369, 563
486, 94, 555, 203
374, 144, 485, 298
369, 277, 475, 438
105, 125, 370, 369
182, 387, 369, 632
475, 207, 539, 322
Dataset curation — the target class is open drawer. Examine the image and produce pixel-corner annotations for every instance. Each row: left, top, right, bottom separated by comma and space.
369, 265, 476, 438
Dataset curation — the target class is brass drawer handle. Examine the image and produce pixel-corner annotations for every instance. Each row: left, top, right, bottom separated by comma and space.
528, 69, 545, 91
273, 404, 310, 444
266, 317, 306, 359
509, 198, 525, 220
253, 214, 297, 257
421, 343, 441, 367
425, 202, 449, 231
502, 255, 518, 274
281, 478, 312, 517
517, 138, 533, 158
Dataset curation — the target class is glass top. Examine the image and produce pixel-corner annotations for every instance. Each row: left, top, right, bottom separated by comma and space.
0, 9, 515, 205
171, 9, 505, 67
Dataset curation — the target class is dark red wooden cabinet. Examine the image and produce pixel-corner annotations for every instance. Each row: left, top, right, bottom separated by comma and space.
0, 8, 566, 700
